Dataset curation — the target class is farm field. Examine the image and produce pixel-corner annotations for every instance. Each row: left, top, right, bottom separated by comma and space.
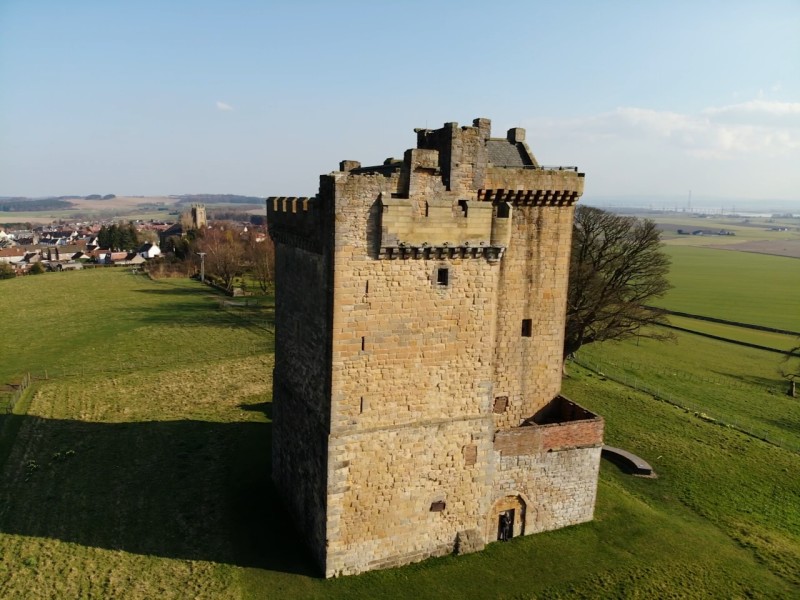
0, 269, 798, 597
654, 245, 800, 332
0, 196, 181, 225
667, 314, 798, 351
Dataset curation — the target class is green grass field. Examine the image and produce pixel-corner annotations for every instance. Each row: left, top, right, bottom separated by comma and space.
667, 315, 798, 351
655, 246, 800, 332
574, 326, 800, 450
1, 269, 798, 597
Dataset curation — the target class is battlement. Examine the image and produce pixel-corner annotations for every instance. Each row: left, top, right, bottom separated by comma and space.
379, 193, 506, 259
269, 196, 316, 213
266, 196, 323, 254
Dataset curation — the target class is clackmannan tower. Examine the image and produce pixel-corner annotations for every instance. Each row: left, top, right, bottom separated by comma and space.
267, 118, 604, 577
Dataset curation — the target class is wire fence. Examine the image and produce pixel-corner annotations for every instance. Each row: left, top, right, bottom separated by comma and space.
572, 356, 800, 455
4, 373, 34, 414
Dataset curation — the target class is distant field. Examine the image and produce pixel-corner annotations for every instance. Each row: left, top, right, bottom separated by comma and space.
642, 213, 800, 254
0, 268, 798, 597
656, 245, 800, 331
0, 196, 181, 224
667, 315, 799, 350
0, 196, 265, 225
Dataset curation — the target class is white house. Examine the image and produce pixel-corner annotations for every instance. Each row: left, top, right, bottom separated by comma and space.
138, 241, 161, 259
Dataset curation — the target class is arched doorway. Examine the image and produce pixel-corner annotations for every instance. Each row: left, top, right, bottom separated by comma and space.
487, 494, 527, 542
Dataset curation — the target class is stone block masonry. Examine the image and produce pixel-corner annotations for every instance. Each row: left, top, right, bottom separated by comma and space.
267, 117, 602, 577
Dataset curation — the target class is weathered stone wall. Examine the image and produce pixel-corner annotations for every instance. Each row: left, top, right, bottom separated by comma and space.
271, 242, 331, 570
491, 204, 575, 429
493, 445, 603, 534
327, 171, 500, 434
325, 418, 494, 577
324, 159, 502, 576
380, 196, 494, 248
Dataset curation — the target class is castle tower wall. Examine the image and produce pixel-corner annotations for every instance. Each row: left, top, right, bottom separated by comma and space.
491, 203, 575, 428
323, 167, 498, 576
267, 118, 602, 578
268, 196, 333, 569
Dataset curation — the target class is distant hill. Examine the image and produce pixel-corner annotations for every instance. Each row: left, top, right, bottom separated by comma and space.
0, 197, 73, 212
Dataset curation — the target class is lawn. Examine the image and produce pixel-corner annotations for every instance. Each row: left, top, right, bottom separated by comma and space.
655, 245, 800, 332
0, 268, 272, 385
0, 269, 798, 598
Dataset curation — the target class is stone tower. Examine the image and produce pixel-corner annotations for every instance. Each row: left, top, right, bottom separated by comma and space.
191, 204, 207, 229
267, 118, 603, 578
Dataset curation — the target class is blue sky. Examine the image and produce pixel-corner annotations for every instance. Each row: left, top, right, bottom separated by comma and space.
1, 0, 798, 205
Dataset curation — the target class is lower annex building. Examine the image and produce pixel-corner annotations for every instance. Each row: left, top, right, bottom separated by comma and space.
267, 118, 604, 577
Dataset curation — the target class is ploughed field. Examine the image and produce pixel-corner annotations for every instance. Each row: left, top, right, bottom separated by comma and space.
0, 268, 798, 597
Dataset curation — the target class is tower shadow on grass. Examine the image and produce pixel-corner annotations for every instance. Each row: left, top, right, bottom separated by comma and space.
0, 413, 318, 577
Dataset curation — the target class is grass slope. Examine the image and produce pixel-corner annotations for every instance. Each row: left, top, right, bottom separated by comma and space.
575, 329, 800, 452
0, 270, 798, 597
0, 269, 272, 385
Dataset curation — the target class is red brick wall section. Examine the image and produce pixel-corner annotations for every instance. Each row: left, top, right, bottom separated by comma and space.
495, 418, 604, 456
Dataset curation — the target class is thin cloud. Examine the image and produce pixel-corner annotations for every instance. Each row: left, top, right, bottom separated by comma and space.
529, 99, 800, 160
216, 101, 234, 111
704, 99, 800, 116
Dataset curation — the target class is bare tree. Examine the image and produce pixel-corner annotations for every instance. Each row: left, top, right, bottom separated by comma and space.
565, 206, 672, 360
196, 226, 244, 291
246, 233, 275, 293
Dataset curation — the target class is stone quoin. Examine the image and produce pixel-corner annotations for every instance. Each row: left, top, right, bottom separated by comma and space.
267, 118, 604, 577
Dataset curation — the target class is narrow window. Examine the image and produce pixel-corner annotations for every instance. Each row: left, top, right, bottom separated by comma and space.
359, 396, 364, 414
437, 267, 449, 286
521, 319, 532, 337
463, 444, 477, 466
424, 201, 429, 217
361, 336, 366, 351
458, 199, 469, 217
365, 280, 369, 295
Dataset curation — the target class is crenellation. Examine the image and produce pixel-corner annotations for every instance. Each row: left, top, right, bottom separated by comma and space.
268, 117, 602, 578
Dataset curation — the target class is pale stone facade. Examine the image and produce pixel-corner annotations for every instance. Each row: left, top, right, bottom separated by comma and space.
267, 118, 603, 577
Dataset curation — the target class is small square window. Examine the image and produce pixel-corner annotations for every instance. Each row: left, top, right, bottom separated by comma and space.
437, 267, 449, 286
463, 444, 478, 465
493, 396, 508, 414
521, 319, 532, 337
430, 500, 446, 512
